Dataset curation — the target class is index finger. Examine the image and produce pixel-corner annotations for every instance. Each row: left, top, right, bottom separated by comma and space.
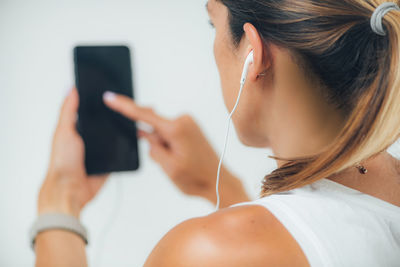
103, 91, 170, 133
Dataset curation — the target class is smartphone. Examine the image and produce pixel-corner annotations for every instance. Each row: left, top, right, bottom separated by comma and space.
73, 45, 140, 175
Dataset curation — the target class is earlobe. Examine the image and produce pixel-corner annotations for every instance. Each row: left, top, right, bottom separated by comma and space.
257, 71, 268, 79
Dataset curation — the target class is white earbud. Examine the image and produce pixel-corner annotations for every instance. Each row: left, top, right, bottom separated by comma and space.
215, 50, 254, 211
240, 50, 254, 85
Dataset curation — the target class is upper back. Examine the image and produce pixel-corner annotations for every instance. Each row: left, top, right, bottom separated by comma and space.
232, 178, 400, 267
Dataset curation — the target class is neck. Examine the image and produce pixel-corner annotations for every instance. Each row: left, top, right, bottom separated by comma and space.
268, 87, 346, 168
263, 49, 346, 168
328, 151, 400, 207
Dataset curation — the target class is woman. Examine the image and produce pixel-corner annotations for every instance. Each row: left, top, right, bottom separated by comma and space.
33, 0, 400, 266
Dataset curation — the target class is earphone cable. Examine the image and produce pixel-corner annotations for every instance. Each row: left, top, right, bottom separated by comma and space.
215, 81, 246, 211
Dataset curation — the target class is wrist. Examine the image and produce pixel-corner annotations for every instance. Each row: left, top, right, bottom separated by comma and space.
38, 175, 82, 218
38, 200, 81, 219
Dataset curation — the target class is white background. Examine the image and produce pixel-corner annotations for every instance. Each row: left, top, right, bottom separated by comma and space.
0, 0, 278, 266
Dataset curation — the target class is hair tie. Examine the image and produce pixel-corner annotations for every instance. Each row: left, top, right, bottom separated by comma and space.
370, 2, 400, 36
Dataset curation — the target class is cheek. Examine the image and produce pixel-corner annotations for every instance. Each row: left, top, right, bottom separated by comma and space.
213, 32, 225, 78
233, 97, 270, 148
213, 32, 239, 110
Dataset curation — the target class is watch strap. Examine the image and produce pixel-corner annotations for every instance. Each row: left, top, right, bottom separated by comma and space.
29, 213, 88, 249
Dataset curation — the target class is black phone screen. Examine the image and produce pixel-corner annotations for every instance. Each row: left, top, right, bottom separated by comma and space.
74, 46, 139, 175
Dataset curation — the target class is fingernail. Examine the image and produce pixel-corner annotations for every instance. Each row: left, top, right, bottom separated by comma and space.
103, 91, 116, 102
137, 122, 154, 133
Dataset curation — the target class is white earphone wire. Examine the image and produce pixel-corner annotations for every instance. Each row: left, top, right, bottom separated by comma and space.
215, 80, 246, 211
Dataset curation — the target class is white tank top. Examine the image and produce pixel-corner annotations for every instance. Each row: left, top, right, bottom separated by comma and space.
231, 178, 400, 267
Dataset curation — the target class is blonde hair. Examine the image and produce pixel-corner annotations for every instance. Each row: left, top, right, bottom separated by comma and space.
218, 0, 400, 196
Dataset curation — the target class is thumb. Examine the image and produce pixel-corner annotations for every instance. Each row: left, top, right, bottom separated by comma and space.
58, 88, 79, 129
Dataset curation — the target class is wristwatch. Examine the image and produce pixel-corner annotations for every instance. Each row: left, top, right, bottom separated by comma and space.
29, 213, 88, 250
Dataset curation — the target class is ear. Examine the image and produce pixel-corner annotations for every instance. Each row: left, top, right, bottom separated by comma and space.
242, 23, 271, 82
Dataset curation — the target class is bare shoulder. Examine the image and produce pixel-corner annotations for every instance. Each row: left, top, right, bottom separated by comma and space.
144, 204, 309, 267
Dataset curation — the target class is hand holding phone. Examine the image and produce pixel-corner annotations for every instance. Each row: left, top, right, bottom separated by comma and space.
39, 89, 109, 217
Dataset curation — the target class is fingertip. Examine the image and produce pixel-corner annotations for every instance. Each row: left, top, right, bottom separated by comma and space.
71, 87, 79, 98
64, 87, 78, 103
70, 87, 79, 105
103, 91, 117, 103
